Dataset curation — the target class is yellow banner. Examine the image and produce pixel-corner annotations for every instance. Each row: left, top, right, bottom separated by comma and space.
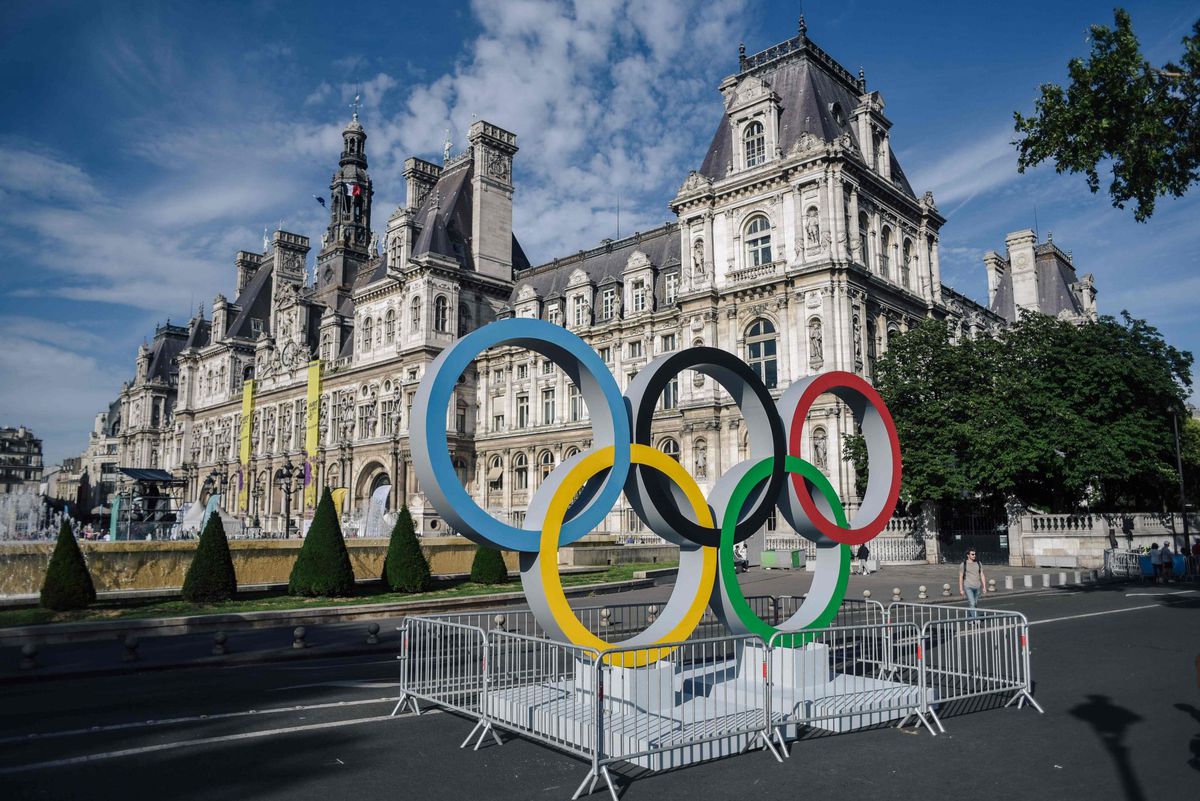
238, 379, 254, 513
304, 360, 322, 510
331, 487, 348, 519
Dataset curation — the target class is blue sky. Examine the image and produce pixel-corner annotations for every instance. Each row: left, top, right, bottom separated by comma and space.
1, 0, 1197, 465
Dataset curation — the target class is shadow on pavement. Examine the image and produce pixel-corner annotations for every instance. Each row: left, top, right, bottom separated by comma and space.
1176, 703, 1200, 773
1069, 694, 1145, 801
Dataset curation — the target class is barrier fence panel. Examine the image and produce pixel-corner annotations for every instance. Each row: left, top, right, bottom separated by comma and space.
919, 612, 1042, 732
885, 600, 1012, 630
585, 634, 772, 800
482, 630, 601, 760
1103, 549, 1143, 580
767, 622, 933, 749
394, 617, 488, 721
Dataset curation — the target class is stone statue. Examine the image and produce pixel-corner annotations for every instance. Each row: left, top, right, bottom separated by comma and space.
808, 317, 823, 364
853, 314, 864, 372
692, 239, 705, 279
805, 207, 821, 245
369, 232, 379, 257
812, 428, 828, 471
694, 441, 708, 479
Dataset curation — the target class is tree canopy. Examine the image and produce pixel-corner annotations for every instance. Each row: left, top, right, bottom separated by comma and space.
1013, 9, 1200, 221
865, 313, 1192, 513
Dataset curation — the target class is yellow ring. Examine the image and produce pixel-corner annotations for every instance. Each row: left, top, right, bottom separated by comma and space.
540, 444, 717, 667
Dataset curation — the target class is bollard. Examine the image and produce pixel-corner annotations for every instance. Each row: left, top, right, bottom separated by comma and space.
918, 585, 927, 600
366, 623, 380, 645
647, 605, 658, 624
1042, 574, 1051, 588
892, 587, 902, 602
1005, 575, 1014, 591
600, 608, 611, 628
863, 589, 872, 599
292, 626, 307, 649
122, 634, 140, 663
1023, 575, 1033, 589
19, 643, 36, 670
492, 614, 506, 632
212, 631, 228, 656
1091, 569, 1100, 582
942, 583, 951, 598
988, 578, 996, 594
1059, 571, 1067, 586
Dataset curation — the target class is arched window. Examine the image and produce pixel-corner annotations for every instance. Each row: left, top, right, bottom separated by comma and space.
858, 212, 870, 267
321, 332, 332, 362
744, 215, 772, 267
743, 121, 765, 168
538, 450, 555, 482
361, 317, 372, 351
458, 303, 471, 335
880, 227, 893, 279
488, 455, 503, 490
410, 296, 421, 332
384, 309, 395, 344
746, 318, 778, 389
513, 452, 528, 490
901, 240, 913, 289
659, 438, 680, 462
434, 295, 449, 333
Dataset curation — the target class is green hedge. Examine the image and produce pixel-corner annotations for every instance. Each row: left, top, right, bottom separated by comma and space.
288, 488, 356, 597
40, 520, 97, 610
181, 512, 237, 602
470, 545, 508, 585
383, 505, 430, 593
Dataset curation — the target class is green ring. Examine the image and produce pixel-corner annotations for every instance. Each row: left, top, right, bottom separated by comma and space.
718, 455, 850, 647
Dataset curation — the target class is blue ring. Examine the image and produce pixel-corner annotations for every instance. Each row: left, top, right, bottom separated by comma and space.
411, 318, 631, 552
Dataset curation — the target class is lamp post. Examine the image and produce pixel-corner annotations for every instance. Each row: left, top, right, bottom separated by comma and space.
338, 392, 355, 510
390, 385, 403, 511
1171, 409, 1191, 551
251, 475, 263, 530
189, 439, 201, 502
276, 458, 300, 538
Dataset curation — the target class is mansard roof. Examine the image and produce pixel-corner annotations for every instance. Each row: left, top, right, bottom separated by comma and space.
989, 242, 1086, 323
510, 224, 681, 306
225, 264, 273, 340
146, 324, 188, 382
697, 34, 915, 195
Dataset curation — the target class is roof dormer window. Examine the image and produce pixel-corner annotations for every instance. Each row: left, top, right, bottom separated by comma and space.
743, 121, 765, 168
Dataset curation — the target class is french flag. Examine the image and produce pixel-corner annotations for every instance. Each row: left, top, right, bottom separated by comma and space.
345, 183, 362, 198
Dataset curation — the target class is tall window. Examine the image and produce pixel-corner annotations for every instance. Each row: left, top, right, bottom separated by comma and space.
542, 388, 555, 425
601, 287, 616, 319
743, 121, 765, 167
573, 294, 587, 326
568, 384, 586, 421
384, 309, 395, 344
627, 340, 643, 359
746, 318, 778, 389
880, 227, 893, 279
455, 402, 467, 433
410, 296, 421, 332
513, 452, 528, 490
660, 438, 680, 461
665, 273, 678, 304
632, 280, 647, 313
488, 455, 503, 490
547, 303, 562, 325
458, 303, 471, 335
745, 215, 772, 267
516, 394, 529, 428
538, 450, 555, 482
901, 240, 913, 289
661, 375, 679, 410
858, 212, 870, 268
434, 295, 449, 333
660, 333, 676, 352
361, 317, 373, 351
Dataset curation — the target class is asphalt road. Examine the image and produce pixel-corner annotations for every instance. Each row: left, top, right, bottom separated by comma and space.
1, 582, 1197, 801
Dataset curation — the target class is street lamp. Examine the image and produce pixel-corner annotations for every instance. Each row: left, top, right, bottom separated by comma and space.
275, 458, 300, 538
1170, 409, 1191, 551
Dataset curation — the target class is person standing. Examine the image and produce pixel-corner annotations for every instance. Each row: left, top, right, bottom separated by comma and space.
959, 550, 985, 620
1160, 540, 1174, 582
856, 542, 871, 575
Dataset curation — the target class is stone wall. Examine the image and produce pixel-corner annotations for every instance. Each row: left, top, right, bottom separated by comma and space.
0, 538, 520, 597
558, 543, 679, 567
1009, 512, 1198, 569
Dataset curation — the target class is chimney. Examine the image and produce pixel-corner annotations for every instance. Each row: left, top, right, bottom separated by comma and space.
982, 251, 1008, 308
1004, 229, 1039, 315
211, 294, 229, 341
468, 120, 518, 280
404, 157, 441, 209
235, 251, 263, 295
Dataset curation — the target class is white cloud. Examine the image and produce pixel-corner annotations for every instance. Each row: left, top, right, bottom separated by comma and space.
904, 126, 1019, 213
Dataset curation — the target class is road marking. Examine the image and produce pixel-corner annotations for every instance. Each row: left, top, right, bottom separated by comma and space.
270, 681, 403, 692
0, 696, 403, 747
0, 712, 430, 775
1124, 590, 1196, 597
1029, 604, 1162, 625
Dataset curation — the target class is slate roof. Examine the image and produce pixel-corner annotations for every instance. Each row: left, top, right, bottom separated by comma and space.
988, 243, 1086, 322
146, 325, 188, 383
226, 265, 273, 340
697, 35, 915, 196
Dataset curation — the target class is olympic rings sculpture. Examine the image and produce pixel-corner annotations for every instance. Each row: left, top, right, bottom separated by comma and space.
412, 318, 901, 665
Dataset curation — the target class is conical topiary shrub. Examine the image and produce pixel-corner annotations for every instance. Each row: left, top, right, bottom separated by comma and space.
40, 520, 97, 611
470, 544, 509, 585
383, 506, 431, 593
182, 512, 237, 602
288, 487, 356, 597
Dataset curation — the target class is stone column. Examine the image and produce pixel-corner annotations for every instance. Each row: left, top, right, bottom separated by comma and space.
848, 188, 860, 264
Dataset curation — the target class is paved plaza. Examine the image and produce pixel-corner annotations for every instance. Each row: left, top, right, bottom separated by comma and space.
1, 579, 1197, 801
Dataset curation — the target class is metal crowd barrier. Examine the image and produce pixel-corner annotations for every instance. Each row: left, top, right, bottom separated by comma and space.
392, 617, 488, 721
1103, 548, 1143, 580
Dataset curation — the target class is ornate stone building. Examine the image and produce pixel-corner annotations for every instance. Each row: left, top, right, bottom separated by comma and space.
74, 23, 1097, 536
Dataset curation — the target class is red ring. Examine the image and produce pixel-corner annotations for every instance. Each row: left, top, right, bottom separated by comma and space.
786, 371, 901, 546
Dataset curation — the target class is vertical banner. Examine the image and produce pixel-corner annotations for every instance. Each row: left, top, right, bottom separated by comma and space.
109, 496, 121, 541
239, 379, 254, 513
331, 487, 348, 519
304, 360, 322, 510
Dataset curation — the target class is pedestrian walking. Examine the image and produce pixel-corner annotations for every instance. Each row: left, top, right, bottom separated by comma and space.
959, 549, 985, 620
1160, 541, 1173, 582
856, 543, 871, 575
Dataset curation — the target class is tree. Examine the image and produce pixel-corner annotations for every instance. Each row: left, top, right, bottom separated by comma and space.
382, 506, 431, 593
40, 519, 97, 611
181, 512, 237, 602
1013, 9, 1200, 221
288, 487, 356, 596
469, 545, 508, 585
